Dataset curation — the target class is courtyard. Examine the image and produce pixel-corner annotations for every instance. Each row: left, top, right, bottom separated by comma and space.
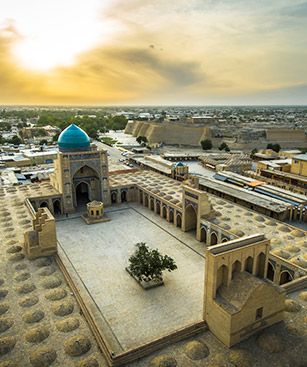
56, 204, 205, 352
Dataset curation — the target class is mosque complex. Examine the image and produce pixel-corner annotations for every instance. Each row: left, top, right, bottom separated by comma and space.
0, 124, 307, 366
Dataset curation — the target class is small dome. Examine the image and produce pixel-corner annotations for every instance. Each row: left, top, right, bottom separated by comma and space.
290, 230, 305, 238
175, 161, 184, 167
58, 124, 90, 152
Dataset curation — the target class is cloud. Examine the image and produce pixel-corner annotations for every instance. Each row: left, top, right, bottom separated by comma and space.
280, 2, 307, 17
0, 22, 49, 103
0, 1, 307, 105
48, 45, 207, 104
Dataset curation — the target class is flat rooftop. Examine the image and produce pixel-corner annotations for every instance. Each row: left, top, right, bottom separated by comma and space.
262, 169, 307, 182
109, 170, 183, 207
132, 156, 173, 175
201, 198, 307, 269
199, 177, 290, 213
56, 204, 204, 352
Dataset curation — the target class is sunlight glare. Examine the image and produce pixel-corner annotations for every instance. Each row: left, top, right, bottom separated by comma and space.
1, 0, 116, 71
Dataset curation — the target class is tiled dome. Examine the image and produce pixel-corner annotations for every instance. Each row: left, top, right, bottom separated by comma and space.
58, 124, 90, 152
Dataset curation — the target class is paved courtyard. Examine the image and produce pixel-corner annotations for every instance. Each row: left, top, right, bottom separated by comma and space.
56, 204, 205, 351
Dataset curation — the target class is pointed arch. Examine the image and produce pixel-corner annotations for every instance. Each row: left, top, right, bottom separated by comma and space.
184, 204, 197, 232
53, 199, 61, 215
217, 264, 228, 291
75, 181, 90, 207
211, 232, 218, 245
200, 227, 207, 243
232, 260, 241, 279
162, 205, 167, 219
267, 261, 275, 281
156, 201, 161, 215
245, 256, 253, 274
176, 213, 182, 228
256, 252, 266, 278
279, 270, 293, 285
39, 201, 49, 209
150, 198, 154, 211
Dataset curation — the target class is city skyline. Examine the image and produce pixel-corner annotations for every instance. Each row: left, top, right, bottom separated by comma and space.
1, 0, 307, 105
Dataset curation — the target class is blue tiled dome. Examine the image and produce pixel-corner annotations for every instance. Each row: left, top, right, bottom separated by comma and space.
58, 124, 90, 152
175, 161, 184, 167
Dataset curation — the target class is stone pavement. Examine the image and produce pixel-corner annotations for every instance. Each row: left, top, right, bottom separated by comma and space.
56, 204, 205, 351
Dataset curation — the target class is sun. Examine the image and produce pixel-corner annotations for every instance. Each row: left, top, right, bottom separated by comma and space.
2, 0, 116, 71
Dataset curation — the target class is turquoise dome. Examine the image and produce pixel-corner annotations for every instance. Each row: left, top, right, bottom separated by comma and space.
58, 124, 90, 152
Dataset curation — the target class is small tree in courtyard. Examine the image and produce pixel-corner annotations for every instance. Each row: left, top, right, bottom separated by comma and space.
128, 242, 177, 282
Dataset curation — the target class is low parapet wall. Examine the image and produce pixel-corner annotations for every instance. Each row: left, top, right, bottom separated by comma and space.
281, 275, 307, 293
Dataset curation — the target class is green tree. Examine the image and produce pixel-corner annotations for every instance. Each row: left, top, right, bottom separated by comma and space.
219, 142, 230, 151
111, 115, 127, 130
10, 135, 22, 145
52, 132, 60, 142
39, 139, 48, 145
128, 243, 177, 282
32, 128, 46, 137
266, 143, 281, 152
136, 136, 148, 146
201, 139, 212, 150
251, 148, 258, 156
272, 143, 281, 153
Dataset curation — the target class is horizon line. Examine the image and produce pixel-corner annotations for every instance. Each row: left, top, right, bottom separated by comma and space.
1, 103, 307, 108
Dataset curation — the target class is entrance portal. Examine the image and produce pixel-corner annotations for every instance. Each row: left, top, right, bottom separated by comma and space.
121, 190, 127, 203
76, 182, 90, 208
53, 200, 61, 215
184, 205, 197, 232
111, 192, 117, 204
280, 270, 293, 285
40, 201, 49, 209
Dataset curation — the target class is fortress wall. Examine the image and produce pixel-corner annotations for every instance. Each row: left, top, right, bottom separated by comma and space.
144, 124, 158, 142
135, 122, 211, 146
266, 129, 306, 142
145, 124, 165, 143
124, 121, 135, 134
132, 121, 145, 137
138, 122, 151, 137
125, 120, 211, 146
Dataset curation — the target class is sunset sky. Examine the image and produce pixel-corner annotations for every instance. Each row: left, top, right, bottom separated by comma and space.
1, 0, 307, 105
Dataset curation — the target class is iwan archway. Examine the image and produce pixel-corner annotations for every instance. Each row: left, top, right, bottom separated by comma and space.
73, 165, 101, 209
183, 204, 197, 233
75, 181, 90, 208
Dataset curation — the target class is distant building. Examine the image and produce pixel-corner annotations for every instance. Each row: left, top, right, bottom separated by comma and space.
291, 154, 307, 177
251, 154, 307, 195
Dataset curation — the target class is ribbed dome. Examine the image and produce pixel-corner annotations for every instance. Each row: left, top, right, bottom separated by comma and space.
58, 124, 90, 152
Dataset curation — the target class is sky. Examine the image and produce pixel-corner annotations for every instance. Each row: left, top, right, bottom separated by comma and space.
0, 0, 307, 105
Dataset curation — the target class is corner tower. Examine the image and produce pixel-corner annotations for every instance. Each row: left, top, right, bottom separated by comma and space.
50, 124, 110, 213
203, 234, 285, 347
